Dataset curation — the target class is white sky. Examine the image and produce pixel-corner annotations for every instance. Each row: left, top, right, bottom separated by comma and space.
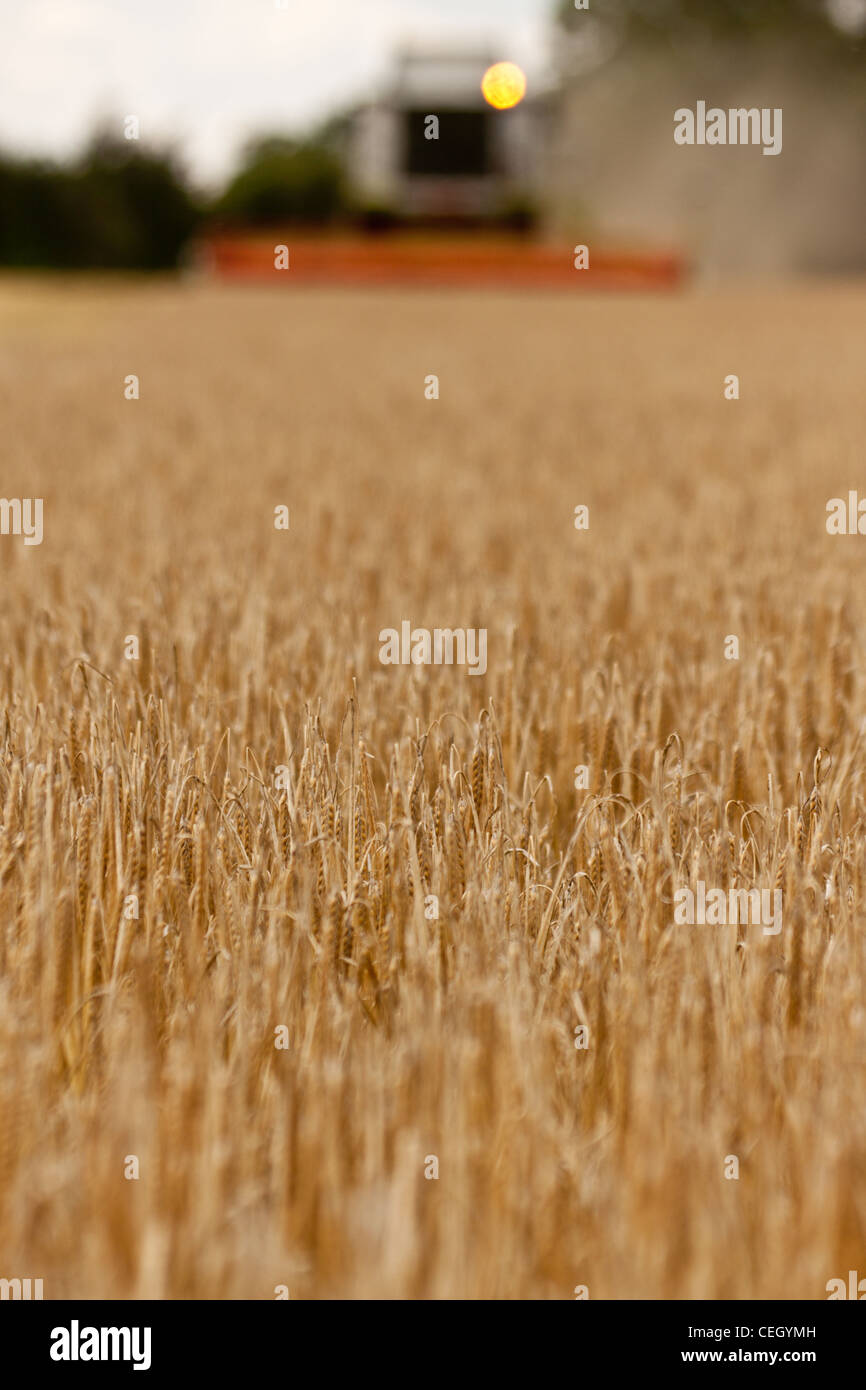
0, 0, 552, 187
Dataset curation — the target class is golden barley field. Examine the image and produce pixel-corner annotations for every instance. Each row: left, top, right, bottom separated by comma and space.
1, 275, 865, 1300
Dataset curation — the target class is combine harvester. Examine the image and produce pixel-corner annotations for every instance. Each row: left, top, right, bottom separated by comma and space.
200, 46, 685, 292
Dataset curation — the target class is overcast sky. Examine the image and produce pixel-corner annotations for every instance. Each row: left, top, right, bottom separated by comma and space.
0, 0, 552, 186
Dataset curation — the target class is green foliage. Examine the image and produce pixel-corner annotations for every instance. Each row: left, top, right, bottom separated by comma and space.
0, 131, 200, 269
214, 136, 347, 227
0, 122, 351, 269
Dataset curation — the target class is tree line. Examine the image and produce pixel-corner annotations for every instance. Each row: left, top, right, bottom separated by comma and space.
0, 126, 347, 270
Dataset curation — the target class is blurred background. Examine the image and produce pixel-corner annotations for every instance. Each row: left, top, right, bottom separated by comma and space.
0, 0, 864, 277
